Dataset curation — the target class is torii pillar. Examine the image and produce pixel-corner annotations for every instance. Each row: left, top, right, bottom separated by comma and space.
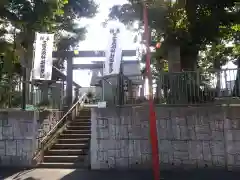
66, 57, 73, 107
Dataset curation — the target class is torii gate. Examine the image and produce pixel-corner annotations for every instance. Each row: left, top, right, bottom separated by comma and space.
52, 50, 136, 107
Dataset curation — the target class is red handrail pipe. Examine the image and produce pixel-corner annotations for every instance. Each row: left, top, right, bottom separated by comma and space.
142, 1, 161, 180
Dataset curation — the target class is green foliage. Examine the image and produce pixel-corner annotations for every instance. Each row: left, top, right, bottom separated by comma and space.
0, 0, 97, 107
109, 0, 240, 72
199, 43, 233, 70
0, 0, 97, 67
0, 76, 22, 108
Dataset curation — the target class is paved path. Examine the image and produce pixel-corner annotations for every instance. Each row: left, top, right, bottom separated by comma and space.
1, 168, 240, 180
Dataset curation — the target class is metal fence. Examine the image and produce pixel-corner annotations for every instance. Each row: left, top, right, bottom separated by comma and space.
0, 77, 27, 109
156, 69, 240, 105
0, 77, 72, 109
107, 69, 240, 105
92, 74, 148, 105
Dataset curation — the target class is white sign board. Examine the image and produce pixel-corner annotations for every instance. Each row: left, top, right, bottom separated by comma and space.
32, 33, 54, 80
98, 101, 107, 108
103, 28, 122, 76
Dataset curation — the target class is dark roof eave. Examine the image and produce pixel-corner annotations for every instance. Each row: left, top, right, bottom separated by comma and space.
52, 66, 81, 88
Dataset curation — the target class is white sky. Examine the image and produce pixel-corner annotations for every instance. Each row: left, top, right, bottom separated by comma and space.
73, 0, 137, 87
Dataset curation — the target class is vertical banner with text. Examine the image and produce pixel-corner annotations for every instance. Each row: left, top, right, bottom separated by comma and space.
103, 28, 122, 76
32, 33, 54, 80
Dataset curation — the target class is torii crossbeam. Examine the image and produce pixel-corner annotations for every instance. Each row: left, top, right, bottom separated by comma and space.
53, 50, 136, 107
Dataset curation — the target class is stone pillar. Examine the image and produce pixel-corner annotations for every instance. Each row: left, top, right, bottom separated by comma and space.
127, 79, 133, 102
118, 74, 124, 105
61, 81, 65, 110
73, 87, 79, 103
51, 83, 62, 109
167, 45, 182, 103
103, 76, 118, 105
156, 80, 162, 102
140, 85, 144, 97
168, 45, 181, 72
41, 81, 49, 103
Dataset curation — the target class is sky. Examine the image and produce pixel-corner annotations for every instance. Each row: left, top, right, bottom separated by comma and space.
72, 0, 138, 87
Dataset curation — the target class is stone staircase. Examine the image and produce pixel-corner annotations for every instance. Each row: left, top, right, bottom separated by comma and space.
39, 108, 91, 168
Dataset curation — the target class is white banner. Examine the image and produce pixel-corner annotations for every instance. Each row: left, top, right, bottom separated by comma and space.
32, 33, 54, 80
103, 28, 122, 76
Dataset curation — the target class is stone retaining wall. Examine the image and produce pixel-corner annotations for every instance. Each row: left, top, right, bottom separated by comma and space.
36, 110, 64, 149
0, 109, 63, 167
0, 111, 36, 167
90, 105, 240, 170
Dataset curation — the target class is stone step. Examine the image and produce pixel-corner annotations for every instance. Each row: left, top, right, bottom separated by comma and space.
81, 109, 91, 111
75, 117, 91, 121
38, 162, 86, 169
70, 121, 91, 126
63, 129, 91, 134
59, 133, 91, 139
45, 149, 86, 156
52, 143, 88, 149
79, 110, 91, 114
57, 138, 90, 144
43, 155, 86, 163
67, 125, 91, 130
79, 111, 91, 116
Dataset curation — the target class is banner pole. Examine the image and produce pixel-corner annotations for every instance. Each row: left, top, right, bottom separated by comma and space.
143, 1, 160, 180
22, 66, 26, 110
30, 32, 37, 106
101, 46, 104, 102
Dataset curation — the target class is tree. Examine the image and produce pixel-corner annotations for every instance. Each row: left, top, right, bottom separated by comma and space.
230, 24, 240, 96
0, 0, 96, 66
0, 0, 97, 106
0, 17, 23, 107
108, 0, 240, 103
109, 0, 240, 70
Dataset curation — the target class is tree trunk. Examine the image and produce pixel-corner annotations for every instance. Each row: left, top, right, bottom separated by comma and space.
25, 38, 34, 104
18, 30, 35, 106
165, 45, 199, 104
178, 48, 214, 104
180, 49, 198, 71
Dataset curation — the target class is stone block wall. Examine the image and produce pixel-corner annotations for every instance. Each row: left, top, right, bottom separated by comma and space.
90, 105, 240, 170
0, 109, 65, 167
156, 106, 227, 169
0, 110, 37, 167
36, 110, 64, 148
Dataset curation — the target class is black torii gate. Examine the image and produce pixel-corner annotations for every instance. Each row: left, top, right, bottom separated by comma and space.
52, 50, 136, 107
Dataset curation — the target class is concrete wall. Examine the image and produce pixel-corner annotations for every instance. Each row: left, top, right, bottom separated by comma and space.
90, 105, 240, 170
0, 111, 37, 167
